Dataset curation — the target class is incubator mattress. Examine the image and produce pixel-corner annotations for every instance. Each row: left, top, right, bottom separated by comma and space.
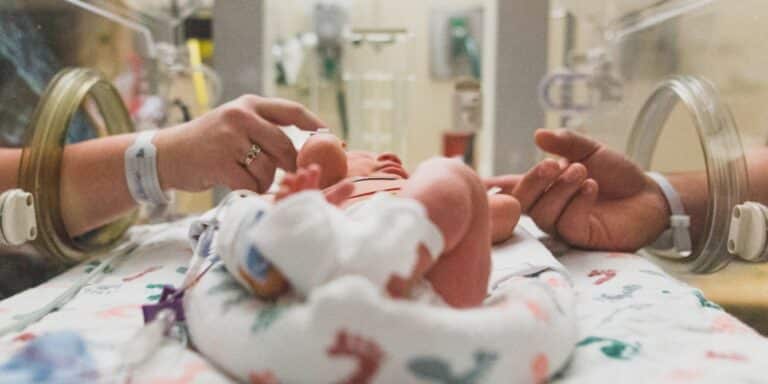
0, 219, 765, 383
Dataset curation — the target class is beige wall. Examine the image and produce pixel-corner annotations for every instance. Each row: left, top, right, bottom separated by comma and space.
264, 0, 495, 170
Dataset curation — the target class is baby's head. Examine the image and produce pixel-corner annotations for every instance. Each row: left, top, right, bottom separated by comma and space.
297, 133, 409, 188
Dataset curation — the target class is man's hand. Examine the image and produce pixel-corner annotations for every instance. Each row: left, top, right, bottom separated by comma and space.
485, 129, 670, 251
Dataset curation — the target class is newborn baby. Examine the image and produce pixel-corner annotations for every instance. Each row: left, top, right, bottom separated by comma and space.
217, 133, 521, 308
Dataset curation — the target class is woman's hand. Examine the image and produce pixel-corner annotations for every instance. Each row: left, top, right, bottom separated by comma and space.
155, 95, 326, 193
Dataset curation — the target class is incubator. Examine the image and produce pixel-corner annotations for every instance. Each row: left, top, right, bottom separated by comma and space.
0, 1, 219, 268
545, 0, 768, 273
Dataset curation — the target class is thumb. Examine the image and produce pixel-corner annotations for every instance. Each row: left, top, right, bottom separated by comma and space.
535, 129, 602, 163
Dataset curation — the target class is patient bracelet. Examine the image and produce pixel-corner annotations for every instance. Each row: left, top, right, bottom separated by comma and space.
124, 130, 170, 206
646, 172, 692, 258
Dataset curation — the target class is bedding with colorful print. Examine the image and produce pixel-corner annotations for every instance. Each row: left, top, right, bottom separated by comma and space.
0, 218, 764, 383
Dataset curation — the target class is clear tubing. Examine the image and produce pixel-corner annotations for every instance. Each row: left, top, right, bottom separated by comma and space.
63, 0, 158, 58
627, 76, 748, 273
605, 0, 714, 42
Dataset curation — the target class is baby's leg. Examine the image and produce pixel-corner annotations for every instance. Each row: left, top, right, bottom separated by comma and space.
399, 157, 491, 308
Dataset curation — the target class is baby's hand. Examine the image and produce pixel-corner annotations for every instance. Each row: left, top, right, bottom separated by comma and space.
276, 165, 322, 201
276, 165, 354, 206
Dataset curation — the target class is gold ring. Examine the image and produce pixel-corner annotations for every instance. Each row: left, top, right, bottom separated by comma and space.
243, 144, 262, 166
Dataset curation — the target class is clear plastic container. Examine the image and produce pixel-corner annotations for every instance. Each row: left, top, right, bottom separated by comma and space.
627, 76, 748, 273
344, 30, 415, 162
548, 0, 768, 273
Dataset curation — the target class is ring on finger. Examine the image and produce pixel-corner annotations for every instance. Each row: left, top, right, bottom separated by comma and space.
243, 143, 262, 166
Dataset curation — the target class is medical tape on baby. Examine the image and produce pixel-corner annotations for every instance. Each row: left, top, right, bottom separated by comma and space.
125, 130, 170, 205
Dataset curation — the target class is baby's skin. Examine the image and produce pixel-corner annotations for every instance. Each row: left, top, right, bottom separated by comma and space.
249, 134, 521, 308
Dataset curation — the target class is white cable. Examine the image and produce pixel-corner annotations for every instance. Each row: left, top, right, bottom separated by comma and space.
0, 241, 138, 337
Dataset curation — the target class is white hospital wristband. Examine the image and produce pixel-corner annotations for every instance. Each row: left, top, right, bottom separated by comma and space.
646, 172, 692, 259
124, 130, 170, 206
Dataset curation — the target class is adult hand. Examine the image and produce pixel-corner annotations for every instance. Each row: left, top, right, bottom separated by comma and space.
155, 95, 325, 193
485, 129, 670, 252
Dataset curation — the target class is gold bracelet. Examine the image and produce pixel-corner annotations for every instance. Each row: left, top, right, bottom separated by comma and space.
18, 68, 138, 265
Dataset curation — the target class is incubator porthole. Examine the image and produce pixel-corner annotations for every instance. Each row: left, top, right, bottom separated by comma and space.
628, 76, 748, 273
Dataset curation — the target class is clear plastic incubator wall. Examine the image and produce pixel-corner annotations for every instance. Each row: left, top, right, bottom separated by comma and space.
0, 0, 216, 292
544, 0, 768, 272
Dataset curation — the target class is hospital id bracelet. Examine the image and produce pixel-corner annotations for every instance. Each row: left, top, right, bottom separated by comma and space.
125, 130, 170, 206
646, 172, 692, 259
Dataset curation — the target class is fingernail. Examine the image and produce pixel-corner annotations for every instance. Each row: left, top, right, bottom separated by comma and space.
538, 165, 554, 178
582, 180, 597, 195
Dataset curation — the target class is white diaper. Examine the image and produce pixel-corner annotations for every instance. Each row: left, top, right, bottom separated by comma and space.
217, 191, 445, 299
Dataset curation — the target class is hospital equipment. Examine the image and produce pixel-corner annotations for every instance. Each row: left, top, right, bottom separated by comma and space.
444, 78, 483, 166
430, 7, 484, 80
628, 76, 746, 272
19, 68, 137, 265
0, 189, 36, 247
728, 202, 768, 262
344, 28, 414, 160
547, 0, 768, 274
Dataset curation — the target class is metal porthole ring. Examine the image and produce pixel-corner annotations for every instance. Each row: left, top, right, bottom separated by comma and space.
18, 68, 138, 265
627, 75, 748, 273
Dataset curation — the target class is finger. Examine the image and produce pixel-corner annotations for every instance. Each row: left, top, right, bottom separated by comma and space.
275, 184, 292, 201
325, 180, 354, 206
557, 179, 599, 247
246, 114, 298, 171
489, 194, 522, 244
249, 97, 326, 131
276, 173, 297, 200
245, 155, 278, 193
510, 158, 563, 211
281, 173, 298, 190
483, 175, 522, 194
528, 163, 588, 233
228, 166, 263, 192
294, 169, 308, 191
535, 129, 602, 162
305, 164, 321, 190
